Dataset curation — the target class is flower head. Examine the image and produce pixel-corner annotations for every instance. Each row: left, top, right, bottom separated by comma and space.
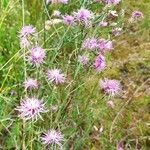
28, 47, 45, 65
112, 27, 122, 36
74, 7, 93, 24
63, 15, 74, 25
47, 0, 68, 4
41, 129, 63, 145
131, 10, 143, 19
100, 78, 121, 96
16, 97, 46, 120
24, 78, 38, 90
78, 55, 89, 65
47, 69, 66, 84
19, 25, 36, 38
52, 10, 61, 17
97, 38, 113, 53
99, 21, 108, 27
82, 37, 98, 50
93, 54, 105, 71
103, 0, 121, 5
20, 37, 30, 49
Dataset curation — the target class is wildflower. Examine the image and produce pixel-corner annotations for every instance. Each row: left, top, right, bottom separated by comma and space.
24, 78, 38, 90
41, 129, 63, 145
52, 10, 61, 17
97, 38, 113, 53
103, 0, 121, 5
131, 10, 143, 19
82, 37, 98, 50
99, 21, 108, 27
46, 0, 68, 4
100, 78, 121, 96
63, 15, 74, 25
116, 141, 124, 150
78, 55, 89, 65
47, 69, 66, 84
19, 25, 36, 38
16, 97, 46, 120
20, 37, 30, 49
93, 54, 105, 71
28, 47, 45, 65
74, 7, 93, 24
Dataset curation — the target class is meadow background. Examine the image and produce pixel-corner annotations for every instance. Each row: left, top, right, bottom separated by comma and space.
0, 0, 150, 149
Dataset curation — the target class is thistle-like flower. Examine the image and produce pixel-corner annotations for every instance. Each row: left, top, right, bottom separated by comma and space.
100, 78, 121, 96
28, 47, 45, 65
24, 78, 38, 90
93, 54, 105, 71
63, 15, 74, 25
19, 25, 36, 38
41, 129, 63, 146
97, 38, 113, 53
103, 0, 121, 5
78, 55, 89, 65
47, 69, 66, 84
74, 7, 93, 24
82, 37, 98, 50
131, 10, 143, 19
16, 97, 46, 120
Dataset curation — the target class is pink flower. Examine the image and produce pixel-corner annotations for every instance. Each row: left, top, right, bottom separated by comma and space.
16, 97, 46, 120
20, 37, 30, 49
19, 25, 36, 37
41, 129, 63, 145
78, 55, 89, 65
93, 54, 105, 71
46, 0, 68, 4
24, 78, 38, 90
53, 10, 61, 17
47, 69, 66, 84
74, 7, 93, 24
82, 37, 98, 50
116, 141, 124, 150
28, 47, 45, 65
100, 78, 121, 96
97, 38, 113, 53
131, 11, 143, 19
63, 15, 74, 25
99, 21, 108, 27
103, 0, 121, 5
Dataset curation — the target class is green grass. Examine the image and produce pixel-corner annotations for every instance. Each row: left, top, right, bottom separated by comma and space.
0, 0, 150, 149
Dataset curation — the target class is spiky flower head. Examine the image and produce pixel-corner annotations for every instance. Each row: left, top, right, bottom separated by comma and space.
74, 7, 94, 24
97, 38, 113, 53
103, 0, 121, 5
78, 55, 89, 65
63, 15, 74, 25
93, 54, 105, 71
100, 78, 121, 96
19, 25, 36, 38
41, 129, 63, 145
82, 37, 98, 50
46, 0, 68, 4
28, 47, 45, 65
131, 10, 143, 19
24, 78, 38, 90
47, 69, 66, 84
16, 97, 46, 120
52, 10, 61, 17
